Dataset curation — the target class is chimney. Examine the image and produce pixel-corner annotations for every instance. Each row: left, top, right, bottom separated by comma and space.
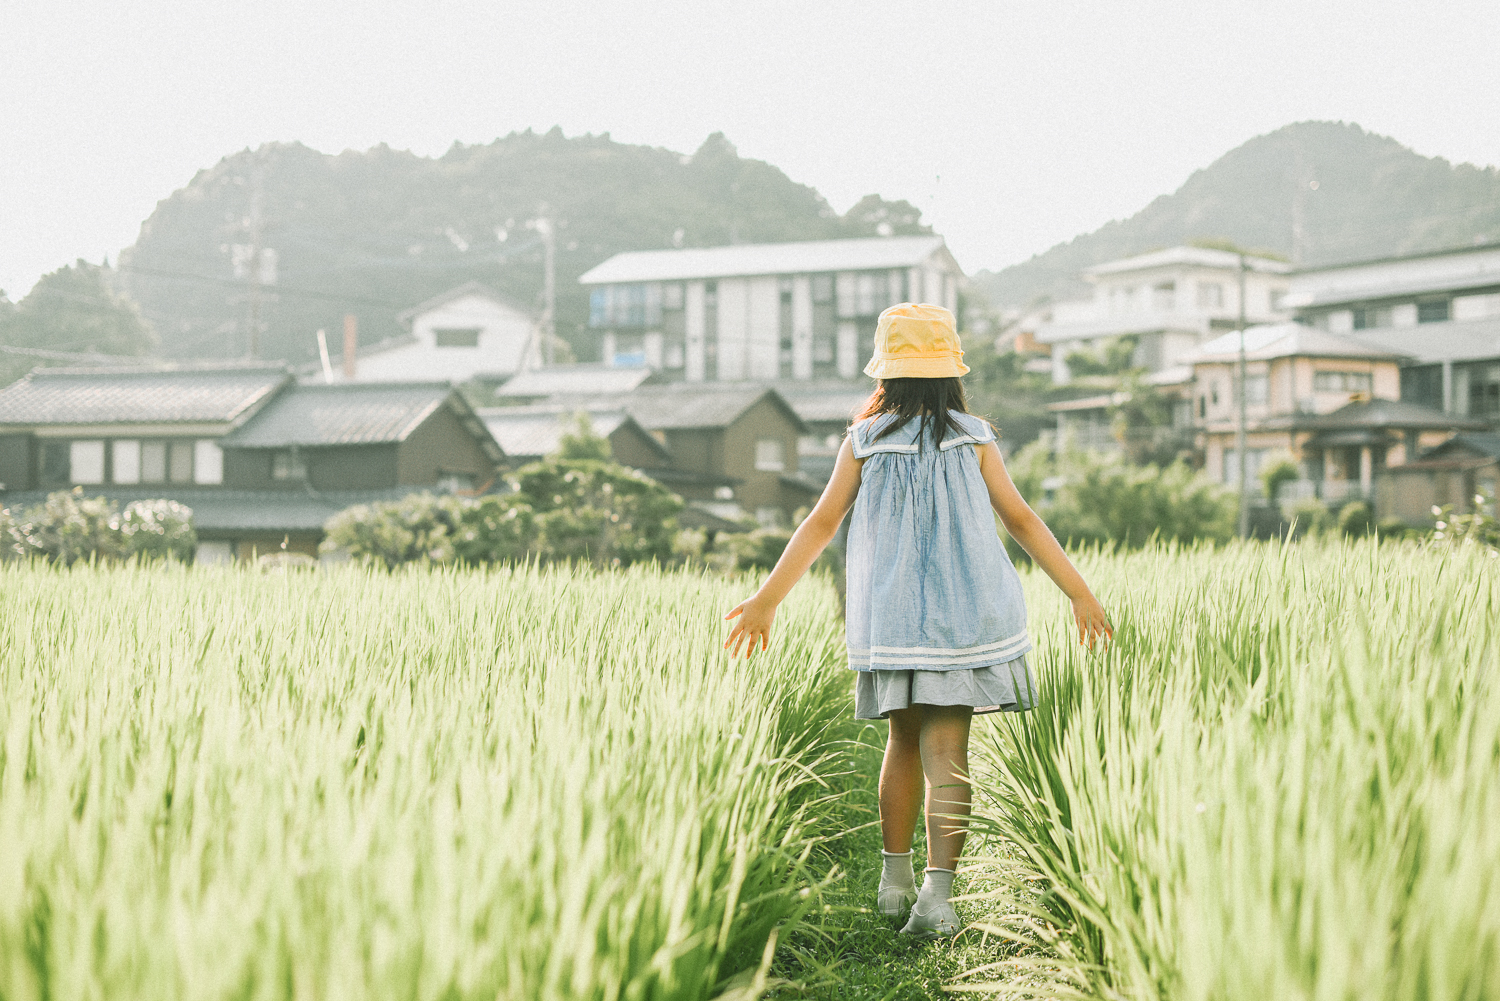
342, 314, 358, 380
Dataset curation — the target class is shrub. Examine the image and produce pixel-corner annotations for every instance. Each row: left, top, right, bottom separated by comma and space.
1008, 443, 1235, 550
1261, 457, 1300, 503
1337, 500, 1375, 537
321, 493, 464, 569
120, 498, 197, 561
1286, 497, 1335, 538
1429, 498, 1500, 556
515, 458, 683, 568
449, 495, 536, 565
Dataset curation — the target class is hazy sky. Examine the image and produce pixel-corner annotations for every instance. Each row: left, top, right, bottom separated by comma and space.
4, 0, 1499, 300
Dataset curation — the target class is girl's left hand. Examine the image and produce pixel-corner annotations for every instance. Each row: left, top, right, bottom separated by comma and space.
1072, 595, 1114, 651
724, 597, 776, 659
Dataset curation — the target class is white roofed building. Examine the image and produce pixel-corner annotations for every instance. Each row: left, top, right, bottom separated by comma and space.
1036, 246, 1293, 385
577, 235, 963, 382
1286, 242, 1500, 422
329, 283, 539, 384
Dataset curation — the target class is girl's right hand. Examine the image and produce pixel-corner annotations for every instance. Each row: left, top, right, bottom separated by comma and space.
1072, 595, 1113, 650
724, 596, 776, 660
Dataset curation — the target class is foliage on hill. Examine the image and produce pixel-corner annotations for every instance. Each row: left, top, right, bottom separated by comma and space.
974, 121, 1500, 310
119, 129, 929, 365
0, 260, 157, 384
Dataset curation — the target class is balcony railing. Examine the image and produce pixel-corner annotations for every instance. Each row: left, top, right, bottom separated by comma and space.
1276, 479, 1371, 505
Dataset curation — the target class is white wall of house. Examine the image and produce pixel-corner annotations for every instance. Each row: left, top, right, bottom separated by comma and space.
344, 293, 537, 383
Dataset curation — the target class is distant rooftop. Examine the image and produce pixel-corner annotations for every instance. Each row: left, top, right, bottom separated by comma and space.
1284, 244, 1500, 309
1342, 317, 1500, 364
222, 382, 472, 448
479, 406, 670, 464
1085, 246, 1291, 278
567, 385, 808, 433
1188, 323, 1405, 363
0, 363, 291, 427
578, 235, 956, 285
495, 365, 655, 398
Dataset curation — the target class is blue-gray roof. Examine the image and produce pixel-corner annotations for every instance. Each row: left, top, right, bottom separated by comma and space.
0, 363, 291, 427
222, 382, 464, 447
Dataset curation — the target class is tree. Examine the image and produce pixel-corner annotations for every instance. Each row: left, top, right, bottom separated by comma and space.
840, 195, 932, 236
0, 260, 157, 383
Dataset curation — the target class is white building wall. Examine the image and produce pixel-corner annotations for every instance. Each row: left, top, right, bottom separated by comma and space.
716, 278, 749, 381
908, 267, 923, 306
746, 276, 780, 380
350, 293, 536, 382
791, 276, 814, 380
685, 281, 706, 382
837, 321, 858, 379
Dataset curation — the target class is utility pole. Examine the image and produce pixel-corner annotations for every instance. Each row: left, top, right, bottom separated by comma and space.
245, 164, 264, 359
1236, 253, 1251, 539
536, 205, 556, 368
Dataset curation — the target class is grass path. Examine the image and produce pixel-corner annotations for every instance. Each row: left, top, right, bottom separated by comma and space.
765, 722, 1032, 1000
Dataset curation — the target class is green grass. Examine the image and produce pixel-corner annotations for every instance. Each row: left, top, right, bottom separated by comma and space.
958, 539, 1500, 999
0, 562, 856, 1000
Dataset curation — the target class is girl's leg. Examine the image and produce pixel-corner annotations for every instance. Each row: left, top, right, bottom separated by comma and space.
900, 704, 972, 938
918, 704, 973, 870
879, 706, 926, 852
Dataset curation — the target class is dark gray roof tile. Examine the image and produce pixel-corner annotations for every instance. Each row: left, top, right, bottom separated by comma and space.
0, 364, 291, 426
222, 382, 459, 447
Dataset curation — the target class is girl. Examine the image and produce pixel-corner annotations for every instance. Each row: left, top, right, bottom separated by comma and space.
724, 302, 1112, 938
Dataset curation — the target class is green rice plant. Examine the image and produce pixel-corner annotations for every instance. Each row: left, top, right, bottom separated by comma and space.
0, 562, 854, 1000
957, 539, 1500, 999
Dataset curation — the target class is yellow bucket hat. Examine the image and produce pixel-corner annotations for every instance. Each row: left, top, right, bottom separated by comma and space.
863, 302, 968, 379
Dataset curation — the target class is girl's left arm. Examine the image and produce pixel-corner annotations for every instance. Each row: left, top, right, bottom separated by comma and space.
976, 442, 1113, 649
724, 436, 863, 659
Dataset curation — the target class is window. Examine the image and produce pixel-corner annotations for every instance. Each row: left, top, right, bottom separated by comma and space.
1417, 299, 1451, 324
1352, 307, 1393, 330
70, 440, 105, 484
811, 274, 834, 303
835, 273, 857, 318
662, 282, 684, 310
168, 441, 194, 483
272, 449, 307, 482
1313, 370, 1373, 393
1222, 448, 1267, 487
587, 284, 660, 328
40, 442, 69, 485
1269, 288, 1288, 311
1244, 374, 1268, 406
433, 327, 480, 347
855, 273, 883, 315
1152, 282, 1175, 313
112, 440, 141, 484
1472, 366, 1500, 417
754, 439, 785, 471
194, 440, 224, 485
141, 441, 167, 483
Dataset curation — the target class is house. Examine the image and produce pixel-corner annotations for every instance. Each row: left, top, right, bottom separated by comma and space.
329, 282, 539, 384
1288, 242, 1500, 422
577, 235, 964, 381
561, 385, 820, 526
1376, 432, 1500, 523
1187, 323, 1405, 491
1036, 247, 1293, 385
478, 406, 675, 470
0, 366, 506, 561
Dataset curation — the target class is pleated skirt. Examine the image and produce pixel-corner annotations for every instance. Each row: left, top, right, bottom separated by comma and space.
853, 655, 1036, 720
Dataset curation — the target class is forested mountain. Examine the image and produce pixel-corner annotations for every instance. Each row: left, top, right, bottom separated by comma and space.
973, 121, 1500, 311
118, 130, 928, 363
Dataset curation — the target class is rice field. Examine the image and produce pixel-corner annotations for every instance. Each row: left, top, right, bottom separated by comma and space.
0, 563, 854, 1001
3, 540, 1496, 1001
961, 540, 1500, 1000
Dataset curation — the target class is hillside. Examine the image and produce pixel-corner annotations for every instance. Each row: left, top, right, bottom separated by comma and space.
119, 130, 928, 363
974, 121, 1500, 311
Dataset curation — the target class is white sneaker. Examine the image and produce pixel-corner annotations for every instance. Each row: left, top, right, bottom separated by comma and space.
899, 897, 961, 938
876, 882, 917, 918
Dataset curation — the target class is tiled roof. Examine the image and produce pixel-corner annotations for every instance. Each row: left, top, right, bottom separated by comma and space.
578, 236, 956, 284
480, 408, 632, 461
1260, 398, 1490, 433
496, 365, 655, 398
1189, 323, 1405, 363
582, 386, 807, 433
1424, 432, 1500, 462
1342, 317, 1500, 364
221, 382, 462, 447
0, 363, 291, 426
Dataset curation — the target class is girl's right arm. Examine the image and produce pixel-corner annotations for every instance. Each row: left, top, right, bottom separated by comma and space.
975, 442, 1113, 649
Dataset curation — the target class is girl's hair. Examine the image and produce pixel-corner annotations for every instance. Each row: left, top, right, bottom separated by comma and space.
856, 377, 987, 447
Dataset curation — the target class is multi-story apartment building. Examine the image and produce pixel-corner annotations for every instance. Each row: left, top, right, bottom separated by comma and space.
577, 236, 963, 382
1287, 242, 1500, 422
1036, 246, 1293, 384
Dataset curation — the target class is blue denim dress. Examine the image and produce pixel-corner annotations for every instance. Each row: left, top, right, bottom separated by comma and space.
846, 411, 1036, 719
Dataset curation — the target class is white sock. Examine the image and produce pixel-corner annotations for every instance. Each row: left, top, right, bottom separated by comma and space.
916, 867, 956, 909
880, 850, 916, 891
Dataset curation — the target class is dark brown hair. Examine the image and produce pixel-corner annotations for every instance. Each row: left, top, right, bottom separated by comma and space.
856, 377, 988, 448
